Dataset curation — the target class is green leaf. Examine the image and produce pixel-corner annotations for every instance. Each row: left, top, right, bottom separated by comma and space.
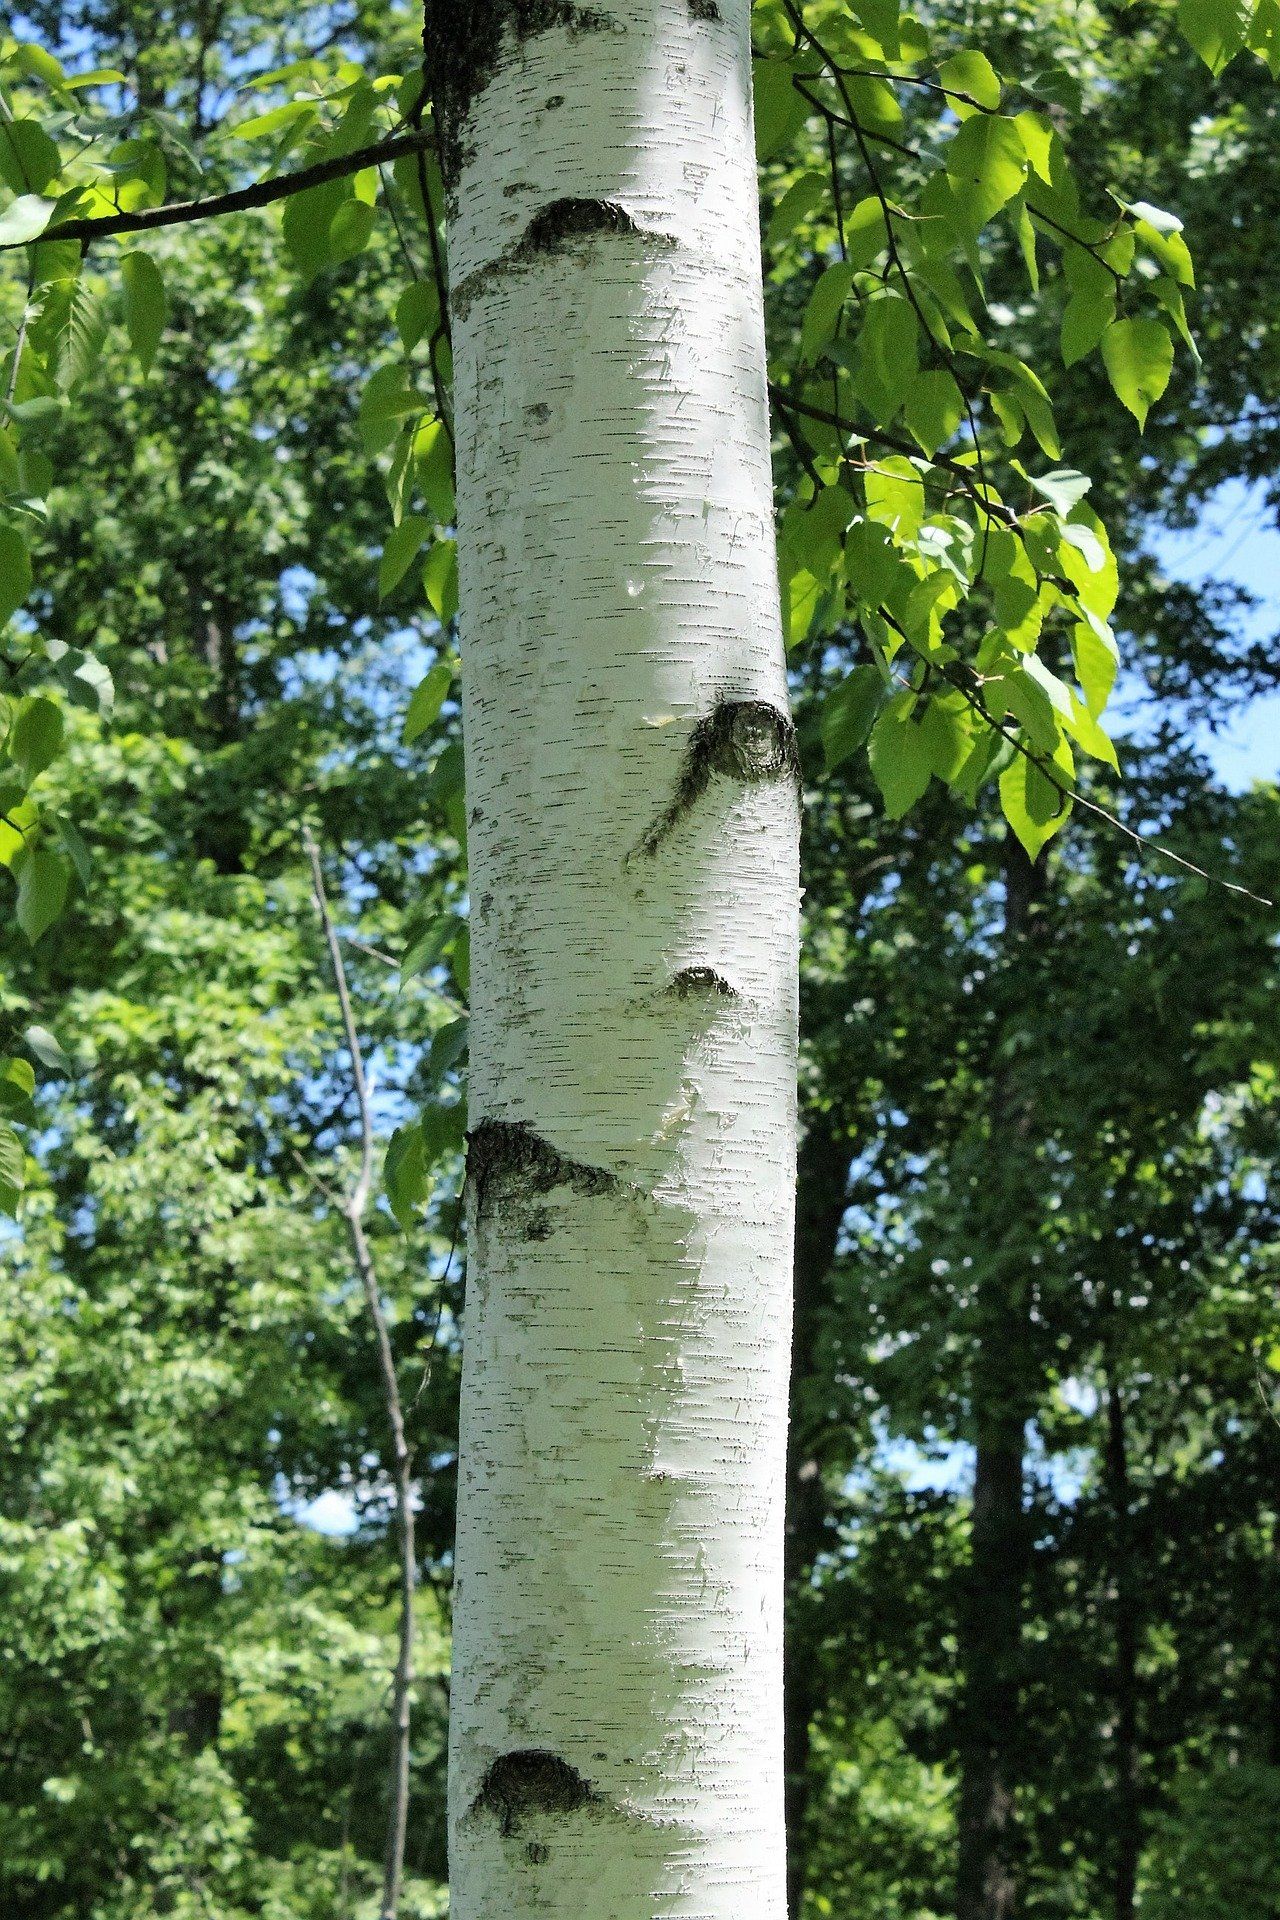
229, 99, 320, 142
1152, 275, 1200, 368
24, 1024, 71, 1074
983, 352, 1061, 458
427, 1016, 469, 1084
784, 564, 824, 649
0, 120, 62, 196
1071, 616, 1119, 716
1, 1056, 35, 1101
1028, 469, 1092, 516
384, 1121, 428, 1231
1030, 65, 1084, 114
0, 1119, 24, 1209
843, 196, 891, 271
404, 660, 453, 745
945, 115, 1027, 230
1061, 286, 1115, 368
854, 295, 919, 423
359, 364, 423, 456
1000, 749, 1071, 859
329, 197, 377, 263
423, 539, 459, 623
0, 194, 55, 246
414, 417, 455, 524
9, 696, 64, 781
53, 811, 93, 884
14, 846, 69, 943
451, 925, 470, 997
282, 177, 348, 280
905, 370, 965, 454
1064, 693, 1120, 771
53, 278, 108, 391
920, 695, 971, 782
13, 42, 67, 87
396, 280, 439, 352
853, 0, 903, 57
865, 455, 926, 543
1133, 214, 1195, 289
1177, 0, 1250, 71
1249, 0, 1280, 72
1014, 112, 1055, 183
0, 524, 33, 627
822, 665, 885, 771
868, 691, 933, 817
754, 58, 812, 159
1101, 317, 1174, 429
938, 50, 1002, 111
63, 68, 128, 89
379, 514, 432, 599
400, 915, 456, 985
120, 251, 166, 374
767, 172, 826, 247
801, 261, 856, 366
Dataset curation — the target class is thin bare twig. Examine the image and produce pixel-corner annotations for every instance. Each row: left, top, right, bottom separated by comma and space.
303, 824, 415, 1920
0, 128, 433, 254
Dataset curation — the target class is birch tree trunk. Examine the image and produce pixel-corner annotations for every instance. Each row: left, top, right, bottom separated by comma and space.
431, 4, 799, 1913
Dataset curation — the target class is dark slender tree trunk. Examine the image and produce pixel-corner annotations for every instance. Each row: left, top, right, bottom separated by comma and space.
1270, 1509, 1280, 1769
784, 1114, 851, 1918
1104, 1369, 1141, 1920
956, 1416, 1026, 1920
955, 840, 1043, 1920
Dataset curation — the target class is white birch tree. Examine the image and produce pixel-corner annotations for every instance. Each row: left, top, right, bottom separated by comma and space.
0, 3, 1246, 1913
431, 5, 800, 1913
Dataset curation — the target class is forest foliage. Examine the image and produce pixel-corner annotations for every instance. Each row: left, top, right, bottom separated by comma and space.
0, 1, 1278, 1916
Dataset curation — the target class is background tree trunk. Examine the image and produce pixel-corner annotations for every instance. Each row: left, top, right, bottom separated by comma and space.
784, 1115, 851, 1917
956, 1418, 1026, 1920
955, 841, 1041, 1920
1104, 1369, 1140, 1920
434, 5, 799, 1914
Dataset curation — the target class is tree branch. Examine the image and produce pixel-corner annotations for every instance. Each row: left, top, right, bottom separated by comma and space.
1, 128, 433, 254
302, 825, 416, 1920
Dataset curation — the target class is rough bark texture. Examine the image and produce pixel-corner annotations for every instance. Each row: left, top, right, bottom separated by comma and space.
441, 4, 799, 1914
783, 1115, 851, 1917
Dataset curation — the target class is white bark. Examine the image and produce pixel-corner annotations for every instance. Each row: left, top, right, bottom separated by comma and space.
443, 4, 798, 1913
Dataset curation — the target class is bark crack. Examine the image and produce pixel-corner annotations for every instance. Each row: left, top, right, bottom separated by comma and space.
452, 197, 678, 319
467, 1120, 622, 1217
636, 700, 800, 858
689, 0, 724, 17
428, 3, 618, 189
472, 1750, 600, 1839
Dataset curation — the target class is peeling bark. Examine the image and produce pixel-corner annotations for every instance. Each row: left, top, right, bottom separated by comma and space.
443, 4, 797, 1914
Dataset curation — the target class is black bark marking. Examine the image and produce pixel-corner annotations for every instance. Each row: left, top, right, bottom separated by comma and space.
689, 0, 723, 17
524, 1205, 554, 1241
669, 966, 739, 1000
637, 700, 800, 858
525, 195, 642, 250
467, 1120, 620, 1217
472, 1750, 599, 1838
452, 197, 676, 319
428, 3, 617, 190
